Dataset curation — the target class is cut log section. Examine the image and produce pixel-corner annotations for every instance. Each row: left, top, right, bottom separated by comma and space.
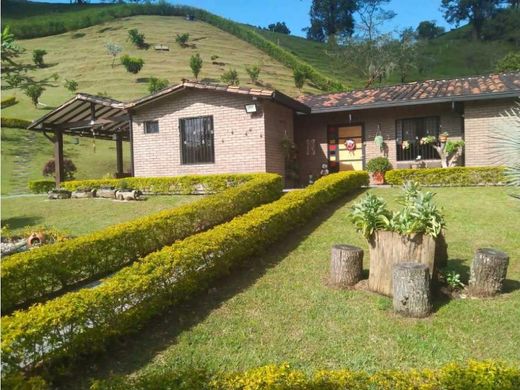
393, 262, 432, 318
468, 248, 509, 297
329, 245, 363, 288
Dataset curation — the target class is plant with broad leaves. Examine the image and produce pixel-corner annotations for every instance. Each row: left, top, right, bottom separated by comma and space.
442, 269, 465, 289
351, 193, 391, 238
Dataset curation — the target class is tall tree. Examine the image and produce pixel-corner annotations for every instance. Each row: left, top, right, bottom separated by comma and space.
267, 22, 291, 35
441, 0, 503, 40
416, 20, 445, 40
394, 28, 418, 83
305, 0, 357, 42
356, 0, 396, 42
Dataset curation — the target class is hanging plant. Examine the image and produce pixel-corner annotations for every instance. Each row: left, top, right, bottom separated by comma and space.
402, 140, 410, 150
374, 135, 384, 149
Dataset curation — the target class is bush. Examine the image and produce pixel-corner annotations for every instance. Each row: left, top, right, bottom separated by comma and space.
221, 68, 239, 85
64, 79, 78, 93
28, 179, 55, 194
1, 171, 367, 374
120, 54, 144, 74
128, 28, 145, 48
245, 64, 261, 84
1, 96, 17, 108
42, 158, 77, 180
1, 117, 31, 128
175, 32, 190, 47
189, 53, 203, 79
32, 48, 47, 67
495, 52, 520, 73
93, 361, 520, 390
366, 157, 392, 173
1, 174, 282, 313
23, 84, 44, 107
293, 67, 307, 90
147, 76, 168, 94
385, 167, 506, 186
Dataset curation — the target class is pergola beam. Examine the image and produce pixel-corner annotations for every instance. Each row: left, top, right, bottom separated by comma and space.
43, 115, 130, 131
54, 129, 64, 188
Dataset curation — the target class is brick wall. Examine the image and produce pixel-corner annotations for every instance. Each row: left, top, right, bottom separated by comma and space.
464, 98, 517, 166
131, 89, 268, 177
263, 100, 294, 178
294, 102, 463, 180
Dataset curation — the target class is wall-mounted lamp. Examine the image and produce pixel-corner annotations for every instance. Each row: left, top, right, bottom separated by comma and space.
245, 103, 258, 114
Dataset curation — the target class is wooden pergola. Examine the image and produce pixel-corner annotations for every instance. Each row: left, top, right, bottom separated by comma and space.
27, 93, 133, 187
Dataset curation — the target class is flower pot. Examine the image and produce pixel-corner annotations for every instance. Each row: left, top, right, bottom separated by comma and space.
439, 135, 448, 143
371, 171, 385, 185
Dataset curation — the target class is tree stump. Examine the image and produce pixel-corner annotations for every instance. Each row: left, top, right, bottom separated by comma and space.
393, 263, 431, 318
330, 245, 363, 288
468, 248, 509, 297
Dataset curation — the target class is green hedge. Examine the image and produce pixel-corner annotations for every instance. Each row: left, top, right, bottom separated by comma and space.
1, 96, 17, 108
385, 167, 506, 186
4, 3, 344, 92
1, 171, 368, 375
1, 174, 282, 313
1, 117, 31, 129
91, 361, 520, 390
28, 179, 55, 193
62, 174, 254, 194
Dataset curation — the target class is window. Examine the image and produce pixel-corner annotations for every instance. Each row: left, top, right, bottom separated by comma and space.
180, 116, 215, 164
144, 121, 159, 134
396, 116, 439, 161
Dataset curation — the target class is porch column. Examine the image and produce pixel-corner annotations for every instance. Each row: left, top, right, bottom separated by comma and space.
115, 132, 124, 176
54, 129, 64, 188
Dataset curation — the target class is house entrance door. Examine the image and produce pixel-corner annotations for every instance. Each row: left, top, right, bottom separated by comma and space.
327, 124, 364, 172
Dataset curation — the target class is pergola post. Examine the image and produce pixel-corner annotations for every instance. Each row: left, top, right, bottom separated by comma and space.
54, 129, 64, 188
115, 132, 124, 176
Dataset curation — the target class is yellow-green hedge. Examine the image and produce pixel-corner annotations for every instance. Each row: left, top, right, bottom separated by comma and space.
1, 117, 31, 129
1, 171, 368, 375
88, 361, 520, 389
28, 179, 56, 193
1, 174, 282, 313
385, 166, 506, 186
1, 96, 17, 108
62, 174, 255, 194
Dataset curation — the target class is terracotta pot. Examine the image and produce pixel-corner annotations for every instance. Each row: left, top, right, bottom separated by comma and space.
372, 171, 385, 185
439, 135, 448, 143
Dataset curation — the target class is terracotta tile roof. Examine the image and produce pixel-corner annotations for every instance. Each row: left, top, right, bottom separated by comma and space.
300, 72, 520, 113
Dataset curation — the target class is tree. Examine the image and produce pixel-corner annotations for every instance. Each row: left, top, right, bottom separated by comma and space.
221, 69, 239, 85
1, 26, 30, 89
32, 49, 47, 68
394, 28, 417, 83
190, 53, 203, 79
267, 22, 291, 34
441, 0, 502, 40
148, 77, 169, 93
105, 42, 122, 67
245, 64, 261, 84
23, 84, 44, 107
293, 67, 307, 91
416, 20, 445, 40
43, 159, 77, 180
128, 28, 146, 48
305, 0, 357, 42
356, 0, 396, 42
495, 52, 520, 72
120, 55, 144, 74
64, 79, 78, 93
176, 33, 190, 47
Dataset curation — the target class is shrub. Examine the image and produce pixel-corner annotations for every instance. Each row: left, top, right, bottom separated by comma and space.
1, 117, 30, 128
175, 32, 190, 47
245, 64, 261, 84
23, 84, 44, 107
189, 53, 203, 79
128, 28, 145, 48
32, 48, 47, 67
28, 179, 55, 194
1, 174, 282, 313
147, 76, 168, 94
42, 158, 77, 180
64, 79, 78, 93
221, 68, 239, 85
366, 157, 392, 173
1, 171, 367, 374
385, 167, 506, 186
495, 51, 520, 73
293, 67, 307, 90
1, 96, 17, 108
120, 54, 144, 74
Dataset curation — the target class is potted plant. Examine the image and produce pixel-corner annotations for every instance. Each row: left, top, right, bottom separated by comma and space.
439, 131, 449, 143
366, 157, 392, 185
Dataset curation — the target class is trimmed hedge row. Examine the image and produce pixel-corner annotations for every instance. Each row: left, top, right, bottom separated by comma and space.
1, 117, 31, 129
1, 96, 17, 108
6, 3, 344, 92
385, 166, 506, 186
28, 179, 56, 193
61, 174, 254, 194
93, 361, 520, 390
1, 174, 282, 313
1, 171, 368, 375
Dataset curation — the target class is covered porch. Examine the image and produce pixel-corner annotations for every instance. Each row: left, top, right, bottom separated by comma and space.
27, 94, 133, 187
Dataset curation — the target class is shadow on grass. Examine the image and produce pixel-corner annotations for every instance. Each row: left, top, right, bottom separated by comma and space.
1, 216, 43, 230
54, 190, 366, 389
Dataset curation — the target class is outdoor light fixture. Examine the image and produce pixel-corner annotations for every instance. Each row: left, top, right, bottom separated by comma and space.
245, 103, 257, 114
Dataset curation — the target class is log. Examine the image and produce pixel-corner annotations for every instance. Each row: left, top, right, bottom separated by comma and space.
71, 189, 96, 199
97, 187, 117, 199
329, 245, 363, 287
468, 248, 509, 297
47, 190, 71, 200
393, 262, 432, 318
368, 230, 436, 296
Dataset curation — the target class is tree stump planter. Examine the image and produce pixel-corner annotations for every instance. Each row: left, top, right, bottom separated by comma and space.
47, 189, 71, 200
368, 230, 437, 296
468, 248, 509, 297
115, 189, 142, 201
71, 189, 96, 199
329, 245, 363, 288
97, 187, 117, 199
393, 262, 432, 318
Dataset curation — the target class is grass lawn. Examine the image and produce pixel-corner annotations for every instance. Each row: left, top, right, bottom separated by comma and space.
1, 194, 197, 236
63, 186, 519, 387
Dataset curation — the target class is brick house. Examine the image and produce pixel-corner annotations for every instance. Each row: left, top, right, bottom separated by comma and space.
28, 73, 519, 186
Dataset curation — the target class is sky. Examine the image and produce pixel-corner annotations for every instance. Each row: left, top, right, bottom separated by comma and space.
32, 0, 454, 37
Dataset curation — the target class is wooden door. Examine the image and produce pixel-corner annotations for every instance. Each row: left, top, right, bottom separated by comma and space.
327, 124, 364, 172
